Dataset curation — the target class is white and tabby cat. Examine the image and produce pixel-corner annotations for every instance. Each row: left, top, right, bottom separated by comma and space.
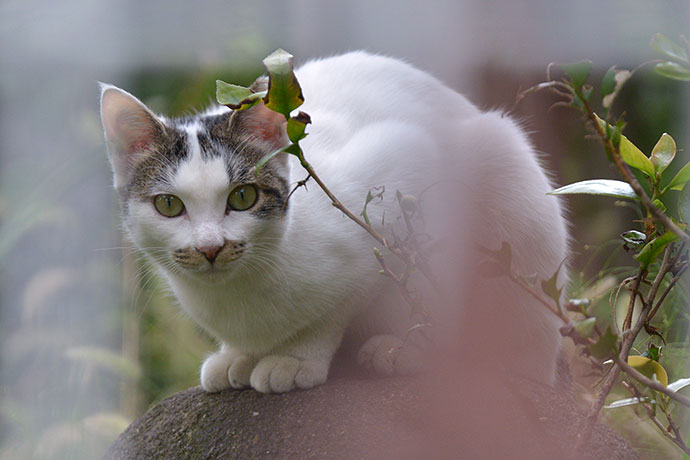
100, 52, 568, 394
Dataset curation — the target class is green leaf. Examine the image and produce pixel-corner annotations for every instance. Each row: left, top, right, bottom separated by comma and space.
605, 396, 648, 409
215, 80, 266, 109
655, 61, 690, 81
642, 344, 661, 361
360, 186, 385, 226
565, 298, 591, 314
619, 137, 655, 179
593, 115, 654, 178
589, 327, 618, 359
666, 161, 690, 192
601, 67, 631, 109
606, 379, 690, 408
668, 377, 690, 393
628, 355, 669, 386
262, 49, 304, 119
635, 231, 679, 269
650, 133, 676, 175
653, 199, 667, 213
255, 144, 291, 175
601, 66, 617, 97
541, 264, 564, 306
679, 181, 690, 223
286, 116, 308, 143
574, 317, 597, 338
548, 179, 638, 199
620, 230, 647, 247
651, 33, 689, 63
561, 60, 593, 88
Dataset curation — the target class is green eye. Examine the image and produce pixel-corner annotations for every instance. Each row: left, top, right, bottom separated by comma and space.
154, 194, 185, 217
227, 184, 258, 211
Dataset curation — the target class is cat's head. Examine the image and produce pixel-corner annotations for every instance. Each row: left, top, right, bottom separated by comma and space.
100, 82, 291, 281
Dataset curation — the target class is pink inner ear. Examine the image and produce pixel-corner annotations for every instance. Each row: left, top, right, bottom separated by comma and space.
102, 88, 161, 156
254, 123, 281, 142
242, 104, 287, 147
130, 138, 153, 152
112, 111, 157, 154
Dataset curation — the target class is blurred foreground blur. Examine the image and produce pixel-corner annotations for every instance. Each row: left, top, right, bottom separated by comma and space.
1, 1, 688, 458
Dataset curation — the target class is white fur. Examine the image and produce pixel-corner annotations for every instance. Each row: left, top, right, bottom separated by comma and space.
103, 52, 569, 393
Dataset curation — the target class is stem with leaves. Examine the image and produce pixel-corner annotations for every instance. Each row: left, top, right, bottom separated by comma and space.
218, 48, 435, 327
517, 42, 690, 455
622, 380, 690, 456
578, 90, 690, 245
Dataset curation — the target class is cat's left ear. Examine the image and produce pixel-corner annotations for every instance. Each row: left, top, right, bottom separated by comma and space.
100, 84, 167, 189
230, 102, 289, 152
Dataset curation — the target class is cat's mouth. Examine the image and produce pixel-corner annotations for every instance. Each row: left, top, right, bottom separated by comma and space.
170, 242, 246, 274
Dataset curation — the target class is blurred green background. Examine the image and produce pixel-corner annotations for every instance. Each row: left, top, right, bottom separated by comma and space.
1, 1, 689, 459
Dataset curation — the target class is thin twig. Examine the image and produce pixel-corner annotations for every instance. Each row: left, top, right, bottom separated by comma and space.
506, 272, 570, 324
614, 355, 690, 407
645, 246, 677, 321
578, 261, 658, 448
623, 269, 645, 331
623, 381, 690, 455
648, 260, 689, 320
281, 174, 311, 217
610, 276, 636, 335
577, 364, 622, 449
299, 156, 439, 289
373, 248, 430, 319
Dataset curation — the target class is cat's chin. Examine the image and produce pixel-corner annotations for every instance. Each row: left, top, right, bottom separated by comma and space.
180, 264, 239, 284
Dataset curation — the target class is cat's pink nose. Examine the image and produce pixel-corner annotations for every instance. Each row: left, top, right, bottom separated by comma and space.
196, 245, 223, 263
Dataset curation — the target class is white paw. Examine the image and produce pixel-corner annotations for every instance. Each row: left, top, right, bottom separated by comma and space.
250, 355, 329, 393
357, 334, 425, 376
200, 350, 256, 392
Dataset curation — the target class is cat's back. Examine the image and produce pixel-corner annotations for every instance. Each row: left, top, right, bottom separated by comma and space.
295, 52, 479, 129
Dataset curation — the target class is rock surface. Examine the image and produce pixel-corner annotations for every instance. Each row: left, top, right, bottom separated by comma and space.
105, 374, 641, 460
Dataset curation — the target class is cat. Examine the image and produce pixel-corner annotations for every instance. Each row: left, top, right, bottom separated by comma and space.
100, 51, 569, 394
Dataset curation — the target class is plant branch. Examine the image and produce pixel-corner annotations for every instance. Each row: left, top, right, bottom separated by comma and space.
614, 355, 690, 407
623, 381, 690, 455
281, 174, 311, 217
374, 248, 429, 319
577, 364, 622, 450
645, 245, 676, 321
648, 258, 689, 320
580, 94, 690, 245
506, 272, 570, 324
579, 258, 659, 447
297, 154, 439, 289
622, 269, 645, 331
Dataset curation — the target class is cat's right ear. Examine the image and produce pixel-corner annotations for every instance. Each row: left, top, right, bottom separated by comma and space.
99, 83, 166, 189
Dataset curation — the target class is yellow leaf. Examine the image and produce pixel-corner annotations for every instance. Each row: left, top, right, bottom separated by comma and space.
627, 355, 668, 386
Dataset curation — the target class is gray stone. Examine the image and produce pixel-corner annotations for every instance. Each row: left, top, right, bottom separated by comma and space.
105, 374, 640, 460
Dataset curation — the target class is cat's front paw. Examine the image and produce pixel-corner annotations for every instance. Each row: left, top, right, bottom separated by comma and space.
357, 334, 425, 376
200, 350, 256, 392
250, 355, 329, 393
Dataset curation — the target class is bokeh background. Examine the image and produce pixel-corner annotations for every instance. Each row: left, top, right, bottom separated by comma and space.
1, 1, 689, 458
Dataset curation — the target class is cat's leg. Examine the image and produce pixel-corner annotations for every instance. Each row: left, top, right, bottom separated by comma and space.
249, 320, 345, 394
200, 343, 257, 392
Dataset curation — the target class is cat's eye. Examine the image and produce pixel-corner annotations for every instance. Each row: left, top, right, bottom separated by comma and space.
227, 184, 258, 211
154, 194, 185, 217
